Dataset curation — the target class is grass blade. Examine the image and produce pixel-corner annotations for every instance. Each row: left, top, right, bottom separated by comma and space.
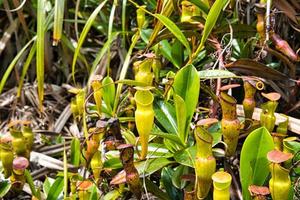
72, 0, 108, 82
53, 0, 65, 46
17, 42, 36, 97
106, 0, 117, 73
37, 0, 46, 110
0, 36, 36, 94
113, 32, 140, 114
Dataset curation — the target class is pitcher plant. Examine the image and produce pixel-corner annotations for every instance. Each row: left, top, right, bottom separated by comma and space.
243, 80, 256, 121
219, 84, 241, 157
91, 75, 103, 116
260, 92, 280, 132
0, 135, 14, 178
267, 150, 293, 200
194, 118, 218, 199
134, 89, 154, 160
248, 185, 270, 200
212, 171, 232, 200
118, 144, 142, 199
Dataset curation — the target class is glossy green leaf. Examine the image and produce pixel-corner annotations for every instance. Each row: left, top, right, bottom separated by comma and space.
199, 69, 237, 79
240, 127, 274, 200
161, 167, 183, 200
172, 165, 189, 189
159, 40, 180, 68
89, 184, 98, 200
72, 0, 108, 81
173, 64, 200, 141
0, 180, 11, 198
43, 177, 54, 197
193, 0, 229, 58
154, 14, 191, 58
174, 145, 196, 168
102, 76, 115, 113
174, 94, 187, 143
154, 100, 178, 134
46, 177, 64, 200
70, 137, 81, 166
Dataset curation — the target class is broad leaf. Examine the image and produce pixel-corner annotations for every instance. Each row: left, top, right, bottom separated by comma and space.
173, 64, 200, 141
199, 69, 237, 79
240, 127, 274, 200
161, 167, 183, 200
0, 180, 11, 198
174, 94, 187, 143
46, 177, 64, 200
154, 100, 178, 134
154, 14, 191, 58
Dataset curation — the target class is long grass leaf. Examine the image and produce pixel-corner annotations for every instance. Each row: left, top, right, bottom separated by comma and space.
72, 0, 108, 82
154, 13, 191, 58
17, 42, 36, 97
106, 0, 117, 73
113, 32, 140, 114
0, 36, 36, 94
37, 0, 46, 110
90, 32, 119, 76
53, 0, 65, 46
121, 0, 127, 47
192, 0, 229, 60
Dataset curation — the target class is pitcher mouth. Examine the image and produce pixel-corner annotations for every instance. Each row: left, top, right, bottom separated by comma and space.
220, 92, 237, 105
134, 90, 154, 106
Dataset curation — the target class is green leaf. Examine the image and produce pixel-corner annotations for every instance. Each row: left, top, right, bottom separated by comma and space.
72, 0, 108, 81
174, 94, 187, 143
159, 40, 180, 68
174, 146, 196, 168
113, 31, 140, 114
161, 167, 183, 200
102, 76, 115, 113
17, 42, 36, 97
25, 170, 37, 197
89, 184, 98, 200
43, 177, 54, 197
189, 0, 209, 14
193, 0, 229, 58
46, 177, 64, 200
0, 180, 11, 198
240, 127, 274, 200
199, 69, 237, 79
37, 0, 46, 109
53, 0, 65, 45
154, 100, 178, 134
154, 14, 191, 58
136, 158, 174, 176
0, 37, 36, 94
70, 137, 81, 166
90, 32, 119, 75
173, 64, 200, 141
